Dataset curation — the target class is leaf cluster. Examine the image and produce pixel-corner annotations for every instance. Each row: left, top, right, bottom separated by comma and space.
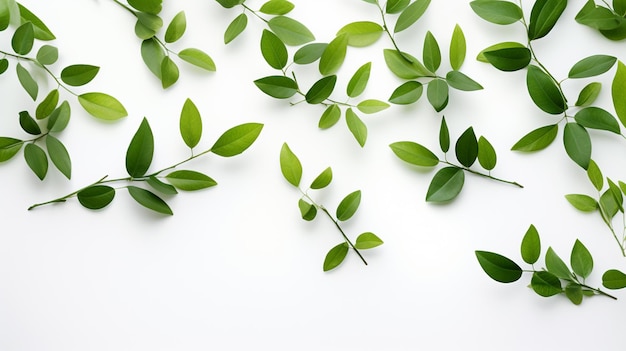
576, 0, 626, 41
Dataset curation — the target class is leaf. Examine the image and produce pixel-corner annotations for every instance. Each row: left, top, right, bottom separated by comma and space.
160, 56, 179, 89
612, 61, 626, 127
305, 75, 336, 104
318, 104, 341, 129
336, 21, 383, 47
526, 65, 567, 114
426, 167, 465, 202
607, 178, 624, 212
531, 271, 563, 297
574, 107, 620, 134
135, 12, 163, 39
568, 55, 616, 79
575, 1, 622, 30
423, 31, 441, 72
545, 247, 573, 280
600, 188, 619, 223
78, 93, 127, 120
268, 16, 315, 46
386, 0, 410, 14
449, 24, 466, 70
521, 224, 541, 265
261, 29, 288, 70
470, 0, 523, 25
455, 127, 478, 168
147, 176, 178, 195
336, 190, 361, 221
298, 198, 317, 221
477, 136, 497, 170
77, 185, 115, 210
587, 159, 603, 192
35, 89, 59, 121
125, 118, 154, 178
141, 38, 165, 78
310, 167, 332, 190
215, 0, 244, 8
0, 137, 23, 162
165, 170, 217, 191
355, 233, 384, 249
128, 0, 162, 14
357, 99, 389, 114
164, 11, 186, 43
210, 123, 263, 157
394, 0, 431, 33
259, 0, 294, 15
0, 0, 10, 30
575, 82, 602, 107
178, 48, 216, 71
319, 34, 348, 76
565, 283, 583, 305
477, 42, 526, 62
347, 62, 371, 98
426, 79, 449, 112
389, 81, 423, 105
439, 116, 450, 153
483, 47, 531, 71
61, 65, 100, 87
475, 251, 523, 283
180, 99, 203, 149
323, 242, 349, 272
16, 63, 38, 100
17, 3, 55, 40
511, 124, 558, 152
19, 111, 41, 135
383, 49, 433, 79
390, 141, 439, 167
602, 269, 626, 289
24, 143, 48, 180
528, 0, 567, 40
279, 143, 302, 187
445, 71, 483, 91
11, 21, 34, 55
224, 13, 248, 44
565, 194, 598, 212
294, 43, 327, 64
0, 58, 8, 75
346, 108, 367, 147
616, 0, 626, 16
571, 240, 593, 279
127, 186, 173, 215
254, 76, 298, 99
563, 123, 591, 170
45, 135, 71, 179
48, 101, 71, 133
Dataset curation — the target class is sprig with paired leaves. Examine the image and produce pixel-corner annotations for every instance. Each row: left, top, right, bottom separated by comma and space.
280, 143, 383, 271
390, 117, 522, 202
576, 0, 626, 40
112, 0, 216, 89
28, 99, 263, 214
476, 224, 626, 305
471, 0, 626, 170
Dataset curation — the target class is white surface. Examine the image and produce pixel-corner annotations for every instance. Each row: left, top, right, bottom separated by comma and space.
1, 0, 626, 350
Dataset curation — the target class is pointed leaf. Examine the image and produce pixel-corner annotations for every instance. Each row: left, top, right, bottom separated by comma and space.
477, 42, 526, 63
179, 98, 203, 149
521, 224, 541, 265
336, 21, 383, 47
35, 89, 59, 120
445, 71, 483, 91
11, 21, 34, 55
587, 159, 603, 192
571, 240, 593, 279
0, 0, 10, 30
439, 116, 450, 153
576, 82, 602, 107
17, 4, 54, 40
475, 251, 523, 283
318, 104, 341, 129
569, 55, 616, 79
254, 76, 298, 99
390, 141, 439, 167
305, 75, 336, 104
259, 0, 294, 15
336, 190, 361, 221
16, 63, 37, 100
48, 101, 71, 133
147, 176, 178, 195
347, 62, 371, 98
165, 170, 217, 191
427, 78, 449, 112
268, 16, 315, 46
310, 167, 332, 190
574, 107, 620, 134
160, 56, 179, 89
164, 11, 186, 43
19, 111, 41, 135
178, 48, 216, 71
127, 186, 173, 215
394, 0, 431, 33
383, 49, 433, 79
511, 124, 558, 151
565, 283, 583, 305
483, 47, 531, 71
531, 271, 563, 297
134, 12, 163, 39
323, 242, 349, 271
355, 232, 384, 249
346, 108, 367, 147
477, 136, 497, 170
357, 99, 389, 114
565, 194, 598, 212
141, 38, 165, 78
78, 93, 127, 121
261, 29, 288, 70
450, 24, 466, 70
224, 13, 248, 44
298, 198, 317, 221
528, 0, 567, 40
545, 247, 573, 280
423, 31, 441, 72
455, 127, 478, 168
211, 123, 263, 157
389, 81, 423, 105
602, 269, 626, 289
0, 59, 8, 75
319, 34, 348, 76
24, 143, 47, 180
126, 118, 154, 178
46, 135, 71, 179
612, 61, 626, 127
527, 65, 567, 114
77, 185, 116, 210
426, 167, 465, 202
61, 65, 100, 87
563, 122, 591, 169
279, 143, 302, 187
0, 137, 23, 162
294, 43, 328, 64
470, 0, 523, 25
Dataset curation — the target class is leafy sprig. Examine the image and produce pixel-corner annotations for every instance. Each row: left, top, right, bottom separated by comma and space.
576, 0, 626, 41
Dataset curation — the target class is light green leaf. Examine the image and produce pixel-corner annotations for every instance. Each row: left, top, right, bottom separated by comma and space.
46, 135, 71, 179
165, 170, 217, 191
19, 111, 41, 135
470, 0, 523, 25
426, 167, 465, 202
126, 118, 154, 178
571, 240, 593, 279
563, 123, 591, 169
224, 13, 248, 44
616, 0, 626, 16
210, 123, 263, 157
483, 47, 531, 72
47, 101, 71, 132
455, 127, 478, 168
160, 56, 179, 89
394, 0, 431, 33
357, 99, 389, 114
528, 0, 567, 40
215, 0, 244, 9
389, 81, 423, 105
141, 38, 165, 78
61, 65, 100, 87
565, 194, 598, 212
310, 167, 332, 190
164, 11, 186, 43
545, 247, 573, 280
336, 190, 361, 221
147, 176, 178, 195
475, 251, 523, 283
319, 34, 348, 76
127, 186, 173, 215
587, 159, 603, 192
11, 21, 34, 55
17, 3, 55, 40
180, 98, 203, 149
612, 61, 626, 127
0, 137, 23, 162
445, 71, 483, 91
569, 55, 617, 79
128, 0, 162, 14
259, 0, 294, 15
298, 198, 317, 221
77, 185, 116, 210
426, 78, 449, 112
355, 232, 384, 249
576, 82, 602, 107
477, 42, 526, 62
323, 242, 349, 272
318, 104, 341, 129
423, 31, 441, 72
279, 143, 302, 187
477, 136, 497, 170
511, 124, 558, 151
602, 269, 626, 289
78, 93, 127, 120
565, 283, 583, 305
24, 143, 47, 180
294, 43, 327, 64
449, 24, 466, 70
305, 75, 336, 104
575, 1, 621, 30
347, 62, 371, 98
600, 189, 619, 223
346, 108, 367, 147
254, 76, 298, 99
521, 224, 541, 265
135, 12, 163, 39
0, 0, 10, 30
526, 65, 567, 114
386, 0, 410, 14
439, 116, 450, 153
178, 48, 216, 71
336, 21, 383, 47
574, 107, 620, 134
261, 29, 288, 70
390, 141, 439, 167
16, 63, 37, 100
531, 271, 563, 297
383, 49, 433, 79
36, 45, 58, 66
268, 16, 315, 46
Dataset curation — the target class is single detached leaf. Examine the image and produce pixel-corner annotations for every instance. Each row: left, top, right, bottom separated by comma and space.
455, 127, 478, 168
336, 190, 361, 221
178, 48, 216, 71
386, 0, 410, 14
449, 24, 466, 70
346, 108, 367, 147
260, 0, 295, 15
48, 101, 71, 133
11, 21, 34, 55
261, 29, 288, 70
612, 61, 626, 127
423, 31, 441, 72
126, 118, 154, 178
587, 159, 603, 192
164, 11, 186, 43
470, 0, 523, 25
254, 76, 298, 99
426, 167, 465, 202
318, 104, 341, 129
305, 75, 336, 104
46, 135, 71, 179
445, 71, 483, 91
35, 89, 59, 120
17, 4, 55, 40
427, 79, 449, 112
389, 81, 423, 105
568, 55, 617, 79
160, 56, 179, 89
394, 0, 431, 33
390, 141, 439, 167
602, 269, 626, 289
575, 82, 602, 107
565, 194, 598, 212
211, 123, 263, 157
61, 65, 100, 87
355, 232, 383, 249
165, 170, 217, 191
127, 186, 173, 215
511, 124, 558, 152
319, 34, 348, 76
268, 16, 315, 46
477, 136, 497, 171
336, 21, 383, 47
571, 240, 593, 279
0, 137, 23, 162
383, 49, 433, 79
298, 198, 317, 221
141, 38, 165, 78
224, 13, 248, 44
147, 176, 178, 195
77, 185, 116, 210
78, 93, 127, 120
323, 242, 349, 272
357, 99, 389, 114
294, 43, 328, 65
565, 283, 583, 305
310, 167, 332, 190
16, 63, 38, 100
526, 65, 567, 114
279, 143, 302, 187
179, 99, 203, 149
483, 47, 531, 71
563, 123, 591, 169
475, 251, 523, 283
574, 107, 620, 134
528, 0, 567, 40
347, 62, 371, 98
24, 143, 48, 180
521, 224, 541, 265
439, 116, 450, 153
19, 111, 41, 135
477, 42, 526, 62
545, 247, 573, 280
531, 271, 563, 297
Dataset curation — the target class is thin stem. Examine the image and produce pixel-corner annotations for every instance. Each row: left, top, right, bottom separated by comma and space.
607, 223, 626, 257
0, 50, 77, 96
440, 161, 524, 188
28, 175, 109, 210
581, 283, 618, 300
242, 4, 269, 24
112, 0, 137, 17
375, 0, 411, 62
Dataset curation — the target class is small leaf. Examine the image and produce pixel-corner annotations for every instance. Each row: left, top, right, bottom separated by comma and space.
36, 45, 58, 65
310, 167, 332, 190
575, 82, 602, 107
294, 43, 328, 64
571, 240, 593, 279
11, 21, 34, 55
390, 141, 439, 167
319, 34, 348, 76
24, 143, 48, 180
318, 104, 341, 129
336, 21, 383, 48
336, 190, 361, 221
126, 118, 154, 178
224, 13, 248, 44
211, 123, 264, 157
160, 56, 179, 89
261, 29, 288, 70
323, 242, 349, 272
141, 38, 165, 78
426, 78, 449, 112
612, 61, 626, 127
455, 127, 478, 168
147, 176, 178, 195
305, 75, 336, 104
386, 0, 410, 13
449, 24, 466, 70
565, 283, 583, 305
180, 98, 203, 149
511, 124, 558, 152
355, 233, 383, 249
569, 55, 617, 79
445, 71, 483, 91
164, 11, 186, 43
347, 62, 371, 98
77, 185, 115, 210
16, 63, 38, 100
477, 42, 526, 63
565, 194, 598, 212
259, 0, 295, 15
423, 31, 441, 72
279, 143, 302, 187
587, 159, 603, 192
46, 135, 71, 179
563, 123, 591, 169
0, 59, 8, 75
470, 0, 523, 25
527, 65, 567, 114
35, 89, 59, 120
545, 247, 573, 280
426, 167, 465, 202
357, 99, 389, 114
268, 16, 315, 46
78, 93, 128, 121
531, 271, 563, 297
394, 0, 431, 33
127, 186, 173, 215
19, 111, 41, 135
475, 251, 523, 283
48, 101, 71, 133
17, 4, 55, 40
521, 224, 541, 265
483, 47, 531, 71
439, 116, 450, 153
178, 48, 216, 71
0, 137, 23, 162
389, 81, 423, 105
528, 0, 567, 40
298, 198, 317, 221
254, 76, 298, 99
215, 0, 244, 9
477, 136, 497, 170
574, 107, 620, 134
602, 269, 626, 289
346, 108, 367, 147
383, 49, 433, 79
165, 170, 217, 191
0, 0, 10, 30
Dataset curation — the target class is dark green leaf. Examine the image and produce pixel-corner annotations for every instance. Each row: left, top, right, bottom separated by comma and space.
511, 124, 558, 151
260, 0, 295, 15
439, 116, 450, 153
565, 283, 583, 305
357, 99, 389, 114
261, 29, 288, 70
127, 186, 173, 215
470, 0, 523, 25
210, 123, 263, 157
254, 76, 298, 99
563, 122, 591, 169
46, 135, 71, 179
575, 107, 620, 134
528, 0, 567, 40
61, 64, 100, 87
477, 42, 526, 62
224, 13, 248, 44
11, 21, 33, 55
477, 136, 497, 170
587, 159, 603, 192
389, 81, 423, 105
612, 61, 626, 127
602, 269, 626, 289
383, 49, 433, 79
319, 34, 348, 75
426, 167, 465, 202
35, 89, 59, 120
19, 111, 41, 135
394, 0, 431, 33
298, 198, 317, 221
18, 4, 54, 40
427, 78, 449, 112
268, 16, 315, 46
310, 167, 332, 189
178, 48, 216, 71
48, 101, 71, 132
141, 38, 165, 78
0, 137, 23, 162
355, 232, 384, 249
160, 56, 179, 89
347, 62, 371, 98
455, 127, 478, 168
526, 65, 567, 114
390, 141, 439, 167
445, 71, 483, 91
180, 98, 203, 149
215, 0, 244, 9
78, 93, 127, 120
0, 59, 8, 75
294, 43, 328, 64
305, 75, 336, 104
147, 176, 178, 195
336, 190, 361, 221
318, 104, 341, 129
128, 0, 162, 14
531, 271, 563, 297
423, 31, 441, 72
24, 143, 47, 180
346, 108, 367, 147
164, 11, 186, 43
483, 47, 531, 71
323, 242, 349, 271
565, 194, 598, 212
575, 82, 602, 107
165, 170, 217, 191
569, 55, 616, 79
545, 247, 573, 280
16, 63, 37, 100
475, 251, 523, 283
521, 224, 541, 265
279, 143, 302, 187
126, 118, 154, 178
336, 21, 383, 47
571, 240, 593, 279
386, 0, 410, 14
77, 185, 116, 210
449, 24, 466, 70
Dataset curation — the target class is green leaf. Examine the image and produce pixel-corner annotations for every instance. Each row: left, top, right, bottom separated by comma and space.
528, 0, 567, 40
19, 111, 41, 135
531, 271, 563, 297
160, 56, 179, 89
46, 135, 71, 179
449, 24, 466, 70
600, 188, 619, 223
426, 78, 449, 112
336, 190, 361, 221
357, 99, 389, 114
260, 0, 294, 15
305, 75, 336, 104
389, 141, 439, 167
470, 0, 523, 25
165, 170, 217, 191
78, 93, 127, 120
164, 11, 186, 43
279, 143, 302, 187
587, 159, 603, 192
483, 47, 531, 71
383, 49, 433, 79
336, 21, 383, 47
224, 13, 248, 44
11, 21, 34, 55
569, 55, 616, 79
602, 269, 626, 289
215, 0, 244, 9
125, 118, 154, 178
521, 224, 541, 265
254, 76, 298, 99
445, 71, 483, 91
77, 185, 116, 210
36, 45, 58, 66
571, 240, 593, 279
128, 0, 162, 14
294, 43, 327, 65
612, 61, 626, 128
319, 34, 348, 76
17, 4, 55, 40
0, 59, 8, 75
127, 186, 173, 215
439, 116, 450, 153
477, 42, 526, 62
355, 232, 384, 249
386, 0, 410, 14
24, 143, 48, 180
16, 63, 38, 100
575, 1, 622, 30
545, 247, 573, 280
616, 0, 626, 16
475, 251, 523, 283
423, 31, 441, 72
511, 124, 558, 152
394, 0, 431, 33
565, 283, 583, 305
323, 242, 349, 272
563, 123, 591, 169
261, 29, 288, 70
310, 167, 332, 190
135, 12, 163, 39
37, 90, 60, 121
147, 176, 178, 195
347, 62, 371, 98
179, 98, 203, 149
526, 65, 567, 114
210, 123, 263, 157
477, 136, 497, 170
48, 101, 71, 133
61, 65, 100, 87
141, 38, 165, 79
426, 167, 465, 202
574, 107, 620, 134
318, 104, 341, 129
298, 198, 317, 221
0, 0, 10, 30
0, 137, 23, 162
346, 108, 367, 147
268, 16, 315, 46
575, 82, 602, 107
389, 81, 423, 105
178, 48, 216, 71
565, 194, 598, 212
455, 127, 478, 168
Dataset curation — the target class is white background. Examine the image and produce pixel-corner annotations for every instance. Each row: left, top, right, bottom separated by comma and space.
2, 0, 626, 350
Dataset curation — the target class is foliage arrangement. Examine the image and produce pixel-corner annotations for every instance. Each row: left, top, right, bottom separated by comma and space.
279, 143, 383, 271
576, 0, 626, 40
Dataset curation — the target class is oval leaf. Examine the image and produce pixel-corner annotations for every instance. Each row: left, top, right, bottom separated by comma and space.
224, 13, 248, 44
336, 21, 383, 47
318, 104, 341, 129
16, 63, 38, 100
612, 61, 626, 127
477, 136, 497, 171
294, 43, 328, 65
426, 167, 465, 202
426, 78, 449, 112
323, 242, 349, 272
389, 81, 423, 105
24, 143, 48, 180
19, 111, 41, 135
126, 118, 154, 178
574, 107, 620, 134
346, 108, 367, 147
571, 240, 593, 279
310, 167, 332, 190
336, 190, 361, 221
127, 186, 173, 215
0, 137, 23, 162
141, 38, 165, 78
511, 124, 558, 151
180, 98, 203, 149
449, 24, 466, 70
319, 34, 348, 76
483, 47, 531, 71
261, 29, 288, 70
357, 99, 389, 114
470, 0, 523, 25
390, 141, 439, 167
355, 232, 384, 250
78, 93, 128, 120
347, 62, 371, 98
576, 82, 602, 107
528, 0, 567, 40
77, 185, 115, 210
602, 269, 626, 289
160, 56, 179, 89
178, 48, 216, 71
394, 0, 431, 33
446, 71, 483, 91
521, 224, 541, 265
526, 65, 567, 114
11, 22, 34, 55
531, 271, 563, 297
569, 55, 617, 79
305, 75, 336, 104
545, 247, 573, 280
455, 127, 478, 168
475, 251, 523, 283
279, 143, 302, 187
164, 11, 186, 43
565, 194, 598, 212
46, 135, 71, 179
61, 64, 100, 87
210, 123, 263, 157
268, 16, 315, 46
254, 76, 298, 99
165, 170, 217, 191
563, 123, 591, 169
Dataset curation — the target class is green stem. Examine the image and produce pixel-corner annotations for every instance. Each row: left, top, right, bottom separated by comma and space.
28, 175, 109, 210
440, 161, 524, 188
0, 50, 77, 96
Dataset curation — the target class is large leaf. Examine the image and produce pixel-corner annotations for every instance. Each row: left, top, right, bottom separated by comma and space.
571, 240, 593, 279
77, 185, 115, 210
475, 251, 523, 283
279, 143, 302, 187
526, 65, 567, 114
455, 127, 478, 168
336, 21, 383, 47
165, 170, 217, 191
388, 81, 423, 105
46, 135, 71, 179
268, 16, 315, 46
210, 123, 264, 157
426, 167, 465, 202
126, 118, 154, 178
180, 98, 203, 149
612, 61, 626, 127
563, 122, 591, 169
568, 55, 616, 79
528, 0, 567, 40
141, 38, 165, 78
445, 71, 483, 91
254, 76, 298, 99
470, 0, 523, 25
11, 21, 34, 55
423, 31, 441, 72
16, 63, 37, 100
61, 65, 100, 87
545, 247, 573, 280
565, 194, 598, 212
260, 29, 288, 70
521, 224, 541, 265
24, 143, 48, 180
127, 186, 173, 215
477, 41, 526, 62
305, 75, 336, 104
394, 0, 431, 33
336, 190, 361, 221
319, 34, 348, 75
574, 107, 620, 134
511, 124, 558, 151
346, 108, 367, 147
389, 141, 439, 167
78, 93, 128, 120
449, 24, 466, 70
323, 242, 349, 272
